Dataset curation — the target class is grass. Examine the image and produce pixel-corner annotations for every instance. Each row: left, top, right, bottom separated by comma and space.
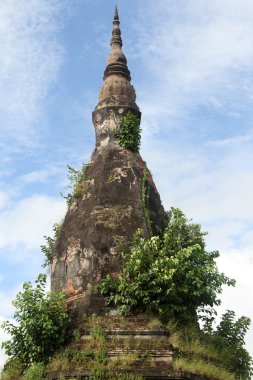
168, 321, 231, 360
174, 357, 234, 380
146, 318, 163, 329
90, 326, 107, 341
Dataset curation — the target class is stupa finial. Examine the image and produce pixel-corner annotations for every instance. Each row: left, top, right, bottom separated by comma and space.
110, 5, 122, 48
114, 5, 119, 20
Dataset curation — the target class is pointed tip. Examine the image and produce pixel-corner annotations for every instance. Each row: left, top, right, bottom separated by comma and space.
114, 5, 119, 20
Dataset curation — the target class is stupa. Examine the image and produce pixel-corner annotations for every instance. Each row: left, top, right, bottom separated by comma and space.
51, 6, 167, 318
46, 8, 222, 380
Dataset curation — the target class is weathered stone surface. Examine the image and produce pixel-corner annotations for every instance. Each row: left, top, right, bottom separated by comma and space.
51, 127, 167, 315
51, 7, 167, 318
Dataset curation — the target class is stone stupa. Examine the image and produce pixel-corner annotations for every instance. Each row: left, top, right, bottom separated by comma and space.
47, 8, 219, 380
51, 6, 167, 319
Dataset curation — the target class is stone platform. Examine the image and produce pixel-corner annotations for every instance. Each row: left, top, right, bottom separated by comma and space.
46, 317, 208, 380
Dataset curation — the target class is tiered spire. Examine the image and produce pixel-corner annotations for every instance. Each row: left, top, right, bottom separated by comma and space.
96, 6, 139, 111
110, 6, 122, 47
104, 6, 131, 81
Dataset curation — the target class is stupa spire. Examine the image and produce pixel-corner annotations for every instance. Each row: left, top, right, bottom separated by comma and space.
114, 5, 119, 19
95, 6, 139, 111
111, 5, 122, 47
103, 6, 130, 80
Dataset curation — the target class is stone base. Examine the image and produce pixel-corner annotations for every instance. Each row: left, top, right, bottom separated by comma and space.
46, 316, 209, 380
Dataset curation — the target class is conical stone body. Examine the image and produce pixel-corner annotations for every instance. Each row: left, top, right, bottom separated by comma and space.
51, 8, 167, 317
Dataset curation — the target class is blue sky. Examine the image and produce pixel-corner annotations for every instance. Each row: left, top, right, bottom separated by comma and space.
1, 0, 253, 368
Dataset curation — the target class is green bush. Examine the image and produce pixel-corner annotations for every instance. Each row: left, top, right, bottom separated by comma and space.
41, 221, 62, 267
213, 311, 253, 378
169, 318, 253, 380
23, 363, 45, 380
100, 208, 235, 323
61, 163, 88, 206
1, 274, 68, 368
114, 112, 141, 152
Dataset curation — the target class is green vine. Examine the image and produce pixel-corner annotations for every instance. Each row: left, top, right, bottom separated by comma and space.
41, 221, 62, 268
61, 163, 88, 206
114, 111, 141, 152
141, 167, 152, 234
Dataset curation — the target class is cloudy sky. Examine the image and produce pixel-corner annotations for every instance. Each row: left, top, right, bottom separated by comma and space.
1, 0, 253, 369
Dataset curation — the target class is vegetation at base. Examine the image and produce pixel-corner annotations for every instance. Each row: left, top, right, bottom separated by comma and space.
174, 357, 234, 380
2, 314, 252, 379
90, 325, 107, 341
41, 221, 62, 267
23, 363, 45, 380
1, 358, 25, 380
100, 207, 235, 322
1, 274, 68, 371
169, 314, 253, 379
114, 111, 141, 152
61, 163, 88, 206
1, 204, 252, 380
204, 310, 253, 378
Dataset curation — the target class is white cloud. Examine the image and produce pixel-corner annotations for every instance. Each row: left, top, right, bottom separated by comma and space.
134, 0, 253, 132
0, 195, 66, 251
0, 192, 8, 210
0, 0, 64, 145
19, 167, 60, 184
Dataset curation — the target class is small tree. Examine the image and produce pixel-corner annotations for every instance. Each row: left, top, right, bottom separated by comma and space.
1, 274, 68, 367
215, 311, 253, 378
100, 208, 235, 323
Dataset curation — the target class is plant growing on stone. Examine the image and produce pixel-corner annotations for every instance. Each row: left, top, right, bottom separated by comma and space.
1, 274, 68, 369
100, 208, 235, 323
23, 363, 45, 380
62, 163, 88, 206
169, 314, 253, 379
114, 111, 141, 152
41, 221, 62, 268
90, 326, 107, 341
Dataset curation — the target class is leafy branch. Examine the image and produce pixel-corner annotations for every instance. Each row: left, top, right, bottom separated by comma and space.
61, 163, 88, 206
41, 221, 62, 268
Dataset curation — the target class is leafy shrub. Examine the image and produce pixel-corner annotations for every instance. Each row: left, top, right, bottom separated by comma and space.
23, 363, 45, 380
114, 112, 141, 152
213, 311, 253, 378
1, 274, 68, 367
41, 221, 62, 268
62, 163, 88, 206
100, 208, 235, 323
168, 311, 253, 379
